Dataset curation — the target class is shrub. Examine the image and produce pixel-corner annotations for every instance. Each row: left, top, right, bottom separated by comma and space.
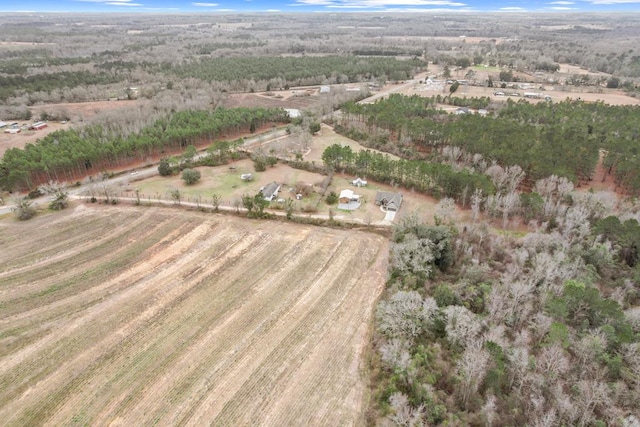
326, 191, 338, 205
181, 168, 201, 185
12, 197, 37, 220
158, 158, 173, 176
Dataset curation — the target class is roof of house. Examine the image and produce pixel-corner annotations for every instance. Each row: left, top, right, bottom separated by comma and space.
352, 177, 367, 185
339, 189, 354, 199
261, 182, 280, 199
375, 191, 403, 208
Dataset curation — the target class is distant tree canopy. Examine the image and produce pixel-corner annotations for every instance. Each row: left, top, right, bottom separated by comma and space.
340, 94, 640, 193
166, 56, 424, 87
0, 107, 288, 191
0, 71, 122, 102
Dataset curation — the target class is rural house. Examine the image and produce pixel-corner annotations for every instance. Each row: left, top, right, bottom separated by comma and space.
338, 189, 361, 211
339, 189, 360, 204
260, 182, 281, 201
375, 191, 403, 211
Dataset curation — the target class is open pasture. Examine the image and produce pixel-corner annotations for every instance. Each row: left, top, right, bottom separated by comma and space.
0, 205, 388, 426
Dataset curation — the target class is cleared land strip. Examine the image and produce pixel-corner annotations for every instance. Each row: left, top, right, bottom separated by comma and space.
0, 205, 388, 426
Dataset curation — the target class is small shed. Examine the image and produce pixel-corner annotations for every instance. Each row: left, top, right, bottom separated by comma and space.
375, 191, 403, 212
240, 173, 253, 181
260, 182, 281, 201
352, 177, 368, 187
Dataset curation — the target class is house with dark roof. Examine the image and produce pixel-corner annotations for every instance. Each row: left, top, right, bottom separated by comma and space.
375, 191, 403, 211
260, 182, 281, 202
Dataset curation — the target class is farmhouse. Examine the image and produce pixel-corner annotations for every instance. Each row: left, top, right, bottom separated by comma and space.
352, 177, 367, 187
260, 181, 281, 201
339, 189, 360, 204
375, 191, 403, 211
338, 189, 361, 211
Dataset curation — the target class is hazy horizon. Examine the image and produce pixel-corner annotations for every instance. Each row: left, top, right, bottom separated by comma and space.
2, 0, 640, 14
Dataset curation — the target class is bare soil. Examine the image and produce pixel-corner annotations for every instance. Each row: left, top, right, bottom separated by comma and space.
0, 205, 388, 426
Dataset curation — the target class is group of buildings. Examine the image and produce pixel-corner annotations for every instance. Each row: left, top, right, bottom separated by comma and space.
1, 121, 48, 134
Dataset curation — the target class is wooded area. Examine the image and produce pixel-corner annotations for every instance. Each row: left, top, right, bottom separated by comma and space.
339, 94, 640, 194
0, 107, 288, 190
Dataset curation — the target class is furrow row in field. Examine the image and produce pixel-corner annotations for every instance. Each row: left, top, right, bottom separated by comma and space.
0, 219, 286, 426
0, 214, 186, 352
0, 210, 141, 275
138, 229, 336, 426
0, 207, 389, 426
46, 223, 271, 426
203, 236, 372, 425
0, 209, 165, 295
262, 240, 386, 426
88, 227, 306, 424
0, 216, 218, 417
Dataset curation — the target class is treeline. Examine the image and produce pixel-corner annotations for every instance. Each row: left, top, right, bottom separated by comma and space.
0, 56, 93, 75
0, 71, 122, 102
0, 107, 288, 191
340, 95, 640, 192
321, 144, 494, 201
167, 56, 424, 87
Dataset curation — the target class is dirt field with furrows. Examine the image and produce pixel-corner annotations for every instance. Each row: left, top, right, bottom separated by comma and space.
0, 205, 388, 426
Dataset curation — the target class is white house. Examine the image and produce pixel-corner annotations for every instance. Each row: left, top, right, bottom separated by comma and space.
339, 189, 360, 204
352, 177, 368, 187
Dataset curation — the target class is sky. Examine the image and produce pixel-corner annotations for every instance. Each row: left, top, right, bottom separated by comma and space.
2, 0, 640, 13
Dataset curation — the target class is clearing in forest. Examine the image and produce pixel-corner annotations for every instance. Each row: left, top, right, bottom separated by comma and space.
0, 205, 388, 426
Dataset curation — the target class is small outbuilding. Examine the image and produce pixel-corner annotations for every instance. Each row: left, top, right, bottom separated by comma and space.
352, 177, 368, 187
240, 173, 254, 181
30, 121, 48, 130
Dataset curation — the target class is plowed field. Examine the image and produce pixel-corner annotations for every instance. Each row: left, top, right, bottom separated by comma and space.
0, 205, 388, 426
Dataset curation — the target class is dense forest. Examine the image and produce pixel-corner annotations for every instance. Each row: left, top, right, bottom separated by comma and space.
372, 200, 640, 425
338, 94, 640, 193
0, 107, 288, 190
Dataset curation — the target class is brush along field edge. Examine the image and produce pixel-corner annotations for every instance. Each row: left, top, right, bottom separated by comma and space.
0, 206, 389, 426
